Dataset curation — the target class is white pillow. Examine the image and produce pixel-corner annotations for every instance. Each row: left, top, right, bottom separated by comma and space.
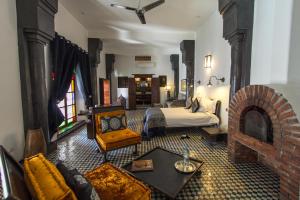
199, 98, 217, 114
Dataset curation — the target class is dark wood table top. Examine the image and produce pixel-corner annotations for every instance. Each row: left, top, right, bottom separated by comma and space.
122, 147, 204, 199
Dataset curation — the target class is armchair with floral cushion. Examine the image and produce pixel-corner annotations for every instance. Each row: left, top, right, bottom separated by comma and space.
92, 105, 141, 162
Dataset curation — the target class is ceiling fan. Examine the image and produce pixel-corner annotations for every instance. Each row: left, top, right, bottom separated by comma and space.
110, 0, 165, 24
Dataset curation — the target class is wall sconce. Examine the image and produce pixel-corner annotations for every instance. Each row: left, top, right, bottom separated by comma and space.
196, 80, 201, 85
204, 55, 212, 68
207, 76, 225, 87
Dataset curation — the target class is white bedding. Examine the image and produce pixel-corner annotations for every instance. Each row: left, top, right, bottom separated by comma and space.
161, 107, 219, 128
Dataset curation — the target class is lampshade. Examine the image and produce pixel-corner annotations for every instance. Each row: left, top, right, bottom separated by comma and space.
204, 55, 212, 68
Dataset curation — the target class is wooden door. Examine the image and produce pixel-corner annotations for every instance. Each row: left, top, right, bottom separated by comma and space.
128, 78, 136, 110
151, 78, 160, 105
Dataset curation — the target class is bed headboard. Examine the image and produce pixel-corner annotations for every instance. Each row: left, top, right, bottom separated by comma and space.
214, 100, 221, 123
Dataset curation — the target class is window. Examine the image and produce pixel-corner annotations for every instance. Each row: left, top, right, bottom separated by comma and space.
57, 76, 77, 131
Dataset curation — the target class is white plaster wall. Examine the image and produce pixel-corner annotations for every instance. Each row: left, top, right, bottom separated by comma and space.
194, 11, 231, 129
55, 2, 88, 119
251, 0, 300, 119
113, 54, 174, 105
287, 0, 300, 85
0, 0, 25, 160
55, 2, 88, 50
251, 0, 293, 84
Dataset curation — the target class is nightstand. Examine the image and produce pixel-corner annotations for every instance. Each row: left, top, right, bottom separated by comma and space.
202, 127, 227, 145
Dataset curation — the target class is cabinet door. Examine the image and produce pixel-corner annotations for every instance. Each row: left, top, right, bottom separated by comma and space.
151, 78, 160, 104
128, 78, 136, 110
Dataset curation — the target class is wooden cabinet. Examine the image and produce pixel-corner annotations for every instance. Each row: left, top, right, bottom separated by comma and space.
99, 78, 111, 105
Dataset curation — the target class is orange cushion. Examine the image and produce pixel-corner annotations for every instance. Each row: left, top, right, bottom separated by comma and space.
24, 153, 77, 200
95, 110, 126, 135
85, 163, 151, 200
96, 128, 141, 151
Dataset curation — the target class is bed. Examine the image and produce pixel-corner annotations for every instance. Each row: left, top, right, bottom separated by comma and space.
142, 100, 221, 139
161, 107, 219, 128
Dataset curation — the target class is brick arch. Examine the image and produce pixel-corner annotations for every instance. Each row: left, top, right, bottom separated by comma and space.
228, 85, 300, 200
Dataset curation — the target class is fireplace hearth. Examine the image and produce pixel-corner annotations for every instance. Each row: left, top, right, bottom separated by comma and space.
229, 85, 300, 200
240, 106, 273, 144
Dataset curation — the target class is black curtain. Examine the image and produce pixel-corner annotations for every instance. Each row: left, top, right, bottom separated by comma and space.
48, 34, 79, 136
78, 53, 93, 107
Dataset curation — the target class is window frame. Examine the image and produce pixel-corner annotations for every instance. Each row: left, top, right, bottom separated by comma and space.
57, 75, 77, 131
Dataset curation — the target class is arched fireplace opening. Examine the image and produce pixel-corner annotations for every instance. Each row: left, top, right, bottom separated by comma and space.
240, 106, 273, 144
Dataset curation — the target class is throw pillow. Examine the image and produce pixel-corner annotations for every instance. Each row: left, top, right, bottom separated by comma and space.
56, 161, 101, 200
200, 98, 217, 113
191, 98, 200, 113
101, 114, 127, 133
185, 96, 193, 109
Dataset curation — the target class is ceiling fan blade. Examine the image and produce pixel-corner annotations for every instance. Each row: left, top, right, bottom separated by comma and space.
136, 11, 146, 24
143, 0, 165, 12
110, 4, 137, 11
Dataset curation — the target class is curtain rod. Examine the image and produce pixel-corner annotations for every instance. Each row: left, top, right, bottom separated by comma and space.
55, 32, 88, 54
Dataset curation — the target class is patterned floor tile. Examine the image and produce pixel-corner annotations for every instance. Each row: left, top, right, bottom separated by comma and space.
0, 110, 280, 199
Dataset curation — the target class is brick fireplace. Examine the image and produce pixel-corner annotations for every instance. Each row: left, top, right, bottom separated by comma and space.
228, 85, 300, 199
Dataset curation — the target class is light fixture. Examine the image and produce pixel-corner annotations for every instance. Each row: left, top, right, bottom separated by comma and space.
207, 76, 225, 87
204, 55, 212, 68
196, 80, 201, 85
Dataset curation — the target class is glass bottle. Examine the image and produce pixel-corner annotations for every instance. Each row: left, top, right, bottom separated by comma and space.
183, 145, 190, 167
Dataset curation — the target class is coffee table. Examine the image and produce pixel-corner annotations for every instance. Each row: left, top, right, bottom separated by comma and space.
122, 147, 204, 199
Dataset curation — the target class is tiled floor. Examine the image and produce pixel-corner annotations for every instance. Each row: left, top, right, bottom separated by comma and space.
47, 110, 280, 200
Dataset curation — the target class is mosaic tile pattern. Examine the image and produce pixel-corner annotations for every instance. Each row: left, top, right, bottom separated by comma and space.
48, 110, 280, 200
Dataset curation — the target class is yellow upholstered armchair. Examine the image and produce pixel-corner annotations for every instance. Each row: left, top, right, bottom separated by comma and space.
92, 106, 141, 161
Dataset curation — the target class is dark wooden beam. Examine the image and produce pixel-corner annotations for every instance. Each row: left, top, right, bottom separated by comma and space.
180, 40, 195, 98
16, 0, 58, 151
170, 54, 179, 98
88, 38, 103, 106
219, 0, 255, 98
105, 54, 115, 103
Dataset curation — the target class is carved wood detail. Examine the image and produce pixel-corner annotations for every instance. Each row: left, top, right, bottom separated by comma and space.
218, 0, 254, 98
16, 0, 58, 151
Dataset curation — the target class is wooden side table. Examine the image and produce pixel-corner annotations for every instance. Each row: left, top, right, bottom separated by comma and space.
202, 127, 227, 145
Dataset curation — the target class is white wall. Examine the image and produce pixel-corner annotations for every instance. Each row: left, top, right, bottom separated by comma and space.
251, 0, 293, 84
194, 11, 231, 129
251, 0, 300, 119
0, 0, 24, 160
113, 54, 174, 105
55, 2, 88, 120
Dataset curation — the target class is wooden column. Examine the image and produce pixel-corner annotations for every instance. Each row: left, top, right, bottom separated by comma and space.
180, 40, 195, 98
16, 0, 58, 150
219, 0, 255, 98
105, 54, 115, 102
170, 54, 179, 98
88, 38, 103, 106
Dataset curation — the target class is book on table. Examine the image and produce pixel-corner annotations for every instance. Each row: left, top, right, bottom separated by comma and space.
131, 160, 153, 172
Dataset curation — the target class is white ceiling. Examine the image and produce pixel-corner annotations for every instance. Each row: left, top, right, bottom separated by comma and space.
59, 0, 218, 54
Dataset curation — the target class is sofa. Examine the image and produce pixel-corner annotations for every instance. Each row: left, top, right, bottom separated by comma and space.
0, 146, 151, 200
